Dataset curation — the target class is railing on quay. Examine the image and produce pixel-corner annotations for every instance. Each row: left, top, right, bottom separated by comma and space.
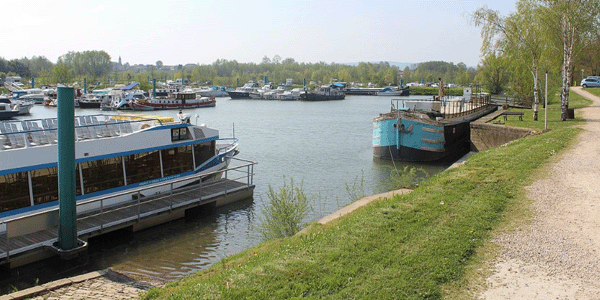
0, 157, 256, 262
490, 94, 533, 109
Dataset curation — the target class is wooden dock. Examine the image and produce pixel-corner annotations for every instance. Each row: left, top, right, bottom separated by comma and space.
0, 161, 255, 269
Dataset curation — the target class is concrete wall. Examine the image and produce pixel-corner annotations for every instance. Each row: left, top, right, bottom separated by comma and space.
471, 122, 533, 151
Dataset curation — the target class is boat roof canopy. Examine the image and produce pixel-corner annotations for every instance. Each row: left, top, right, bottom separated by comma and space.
123, 82, 140, 90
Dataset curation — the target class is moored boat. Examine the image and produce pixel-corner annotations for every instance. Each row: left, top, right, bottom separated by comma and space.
0, 95, 34, 115
196, 86, 230, 97
227, 82, 260, 99
0, 103, 20, 120
0, 113, 239, 237
299, 84, 346, 101
131, 92, 216, 110
372, 85, 497, 162
376, 86, 410, 96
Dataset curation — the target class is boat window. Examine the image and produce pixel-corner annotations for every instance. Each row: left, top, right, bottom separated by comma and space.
31, 167, 58, 205
161, 145, 193, 177
0, 172, 31, 212
124, 151, 162, 185
80, 157, 125, 194
193, 141, 216, 168
171, 127, 190, 141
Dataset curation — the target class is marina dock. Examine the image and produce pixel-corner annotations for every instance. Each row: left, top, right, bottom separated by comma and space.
0, 159, 256, 269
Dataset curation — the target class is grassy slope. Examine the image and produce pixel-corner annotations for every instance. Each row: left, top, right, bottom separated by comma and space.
141, 90, 589, 300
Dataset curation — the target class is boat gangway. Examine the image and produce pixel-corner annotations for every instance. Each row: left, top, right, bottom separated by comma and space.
0, 158, 256, 268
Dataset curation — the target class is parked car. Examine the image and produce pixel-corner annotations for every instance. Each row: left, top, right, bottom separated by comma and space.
581, 78, 600, 88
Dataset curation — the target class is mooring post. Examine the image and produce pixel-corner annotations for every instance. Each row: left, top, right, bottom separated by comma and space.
236, 78, 239, 88
31, 77, 35, 89
153, 79, 156, 98
83, 78, 87, 94
57, 86, 77, 251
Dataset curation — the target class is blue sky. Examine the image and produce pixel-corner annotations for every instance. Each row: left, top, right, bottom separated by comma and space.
5, 0, 515, 67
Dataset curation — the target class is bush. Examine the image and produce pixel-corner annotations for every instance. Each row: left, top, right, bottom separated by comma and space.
258, 178, 312, 240
382, 165, 427, 190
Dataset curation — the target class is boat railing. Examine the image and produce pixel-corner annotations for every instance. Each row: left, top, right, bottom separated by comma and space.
390, 93, 494, 119
216, 138, 239, 155
0, 158, 257, 261
0, 115, 167, 150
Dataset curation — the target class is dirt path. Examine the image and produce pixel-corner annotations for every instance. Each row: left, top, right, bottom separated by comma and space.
479, 87, 600, 299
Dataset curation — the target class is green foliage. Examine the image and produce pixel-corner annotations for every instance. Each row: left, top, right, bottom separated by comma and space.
475, 52, 508, 94
258, 178, 312, 240
345, 170, 365, 202
383, 165, 427, 190
402, 61, 475, 86
58, 50, 112, 78
51, 62, 73, 84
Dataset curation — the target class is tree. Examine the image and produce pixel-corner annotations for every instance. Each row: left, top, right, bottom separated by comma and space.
537, 0, 600, 120
8, 59, 31, 77
51, 62, 73, 84
261, 55, 271, 64
156, 60, 163, 69
476, 52, 509, 94
58, 50, 112, 79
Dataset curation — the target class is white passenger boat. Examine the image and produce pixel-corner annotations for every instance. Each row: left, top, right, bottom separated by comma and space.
0, 95, 34, 115
0, 113, 239, 231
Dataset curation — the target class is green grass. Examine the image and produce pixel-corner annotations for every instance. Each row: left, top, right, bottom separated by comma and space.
140, 89, 588, 300
582, 87, 600, 98
501, 89, 592, 130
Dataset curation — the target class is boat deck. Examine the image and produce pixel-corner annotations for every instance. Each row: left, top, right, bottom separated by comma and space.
0, 166, 255, 268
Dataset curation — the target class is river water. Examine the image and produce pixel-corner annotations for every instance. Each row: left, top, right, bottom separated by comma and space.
1, 95, 452, 293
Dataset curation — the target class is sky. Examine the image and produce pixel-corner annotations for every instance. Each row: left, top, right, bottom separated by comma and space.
4, 0, 516, 67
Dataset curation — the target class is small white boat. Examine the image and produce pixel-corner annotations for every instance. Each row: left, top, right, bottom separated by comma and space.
0, 95, 34, 115
196, 86, 230, 97
376, 87, 410, 96
0, 102, 20, 120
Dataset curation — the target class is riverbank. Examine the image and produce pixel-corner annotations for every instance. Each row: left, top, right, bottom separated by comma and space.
2, 89, 591, 299
137, 97, 585, 298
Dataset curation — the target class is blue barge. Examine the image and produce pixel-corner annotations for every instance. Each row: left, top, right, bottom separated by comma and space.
373, 88, 497, 162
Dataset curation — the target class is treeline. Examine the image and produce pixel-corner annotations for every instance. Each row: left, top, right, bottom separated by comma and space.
165, 59, 402, 88
0, 51, 112, 85
401, 61, 477, 86
1, 51, 477, 90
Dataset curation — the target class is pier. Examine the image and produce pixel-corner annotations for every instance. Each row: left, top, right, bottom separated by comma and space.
0, 158, 256, 269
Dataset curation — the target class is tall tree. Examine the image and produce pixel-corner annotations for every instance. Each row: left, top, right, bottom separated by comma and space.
538, 0, 600, 120
473, 1, 547, 119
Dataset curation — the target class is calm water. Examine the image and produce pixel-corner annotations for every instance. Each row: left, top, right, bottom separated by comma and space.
1, 95, 452, 293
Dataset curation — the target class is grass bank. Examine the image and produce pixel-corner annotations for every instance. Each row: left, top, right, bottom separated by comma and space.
141, 91, 586, 299
501, 89, 591, 130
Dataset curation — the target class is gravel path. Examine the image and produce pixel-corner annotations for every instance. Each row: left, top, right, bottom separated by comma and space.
479, 87, 600, 299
